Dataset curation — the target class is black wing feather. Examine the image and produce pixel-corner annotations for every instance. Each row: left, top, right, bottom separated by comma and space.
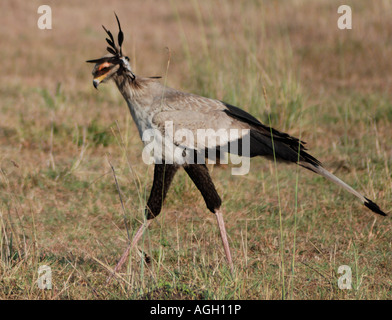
222, 102, 321, 166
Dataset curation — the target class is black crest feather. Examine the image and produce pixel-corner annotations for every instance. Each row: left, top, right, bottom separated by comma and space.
86, 14, 126, 64
106, 38, 115, 48
107, 46, 117, 55
98, 13, 124, 56
115, 13, 123, 54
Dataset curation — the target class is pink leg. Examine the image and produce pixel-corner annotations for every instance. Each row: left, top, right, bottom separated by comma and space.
107, 219, 152, 283
215, 209, 234, 273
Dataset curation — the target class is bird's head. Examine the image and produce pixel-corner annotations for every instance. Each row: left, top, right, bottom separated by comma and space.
86, 13, 134, 89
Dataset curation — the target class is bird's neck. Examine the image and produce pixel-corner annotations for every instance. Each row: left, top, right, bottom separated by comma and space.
113, 73, 151, 102
112, 73, 161, 138
114, 74, 145, 101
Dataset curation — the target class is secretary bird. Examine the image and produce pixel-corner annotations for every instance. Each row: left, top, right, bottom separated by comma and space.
87, 15, 386, 276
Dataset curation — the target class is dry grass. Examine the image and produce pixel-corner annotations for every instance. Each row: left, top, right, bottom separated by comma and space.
0, 0, 391, 299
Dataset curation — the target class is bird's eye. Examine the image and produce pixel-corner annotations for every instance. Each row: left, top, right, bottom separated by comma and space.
125, 56, 130, 61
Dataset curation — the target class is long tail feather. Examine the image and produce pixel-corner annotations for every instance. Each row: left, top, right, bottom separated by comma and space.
300, 161, 386, 216
222, 102, 386, 216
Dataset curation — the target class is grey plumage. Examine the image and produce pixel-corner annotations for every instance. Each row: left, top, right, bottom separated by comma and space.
87, 15, 386, 278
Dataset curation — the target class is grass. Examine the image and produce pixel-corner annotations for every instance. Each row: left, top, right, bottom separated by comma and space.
0, 0, 391, 299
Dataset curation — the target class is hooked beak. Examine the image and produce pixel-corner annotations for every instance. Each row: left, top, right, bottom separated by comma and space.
93, 79, 100, 89
92, 73, 107, 89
